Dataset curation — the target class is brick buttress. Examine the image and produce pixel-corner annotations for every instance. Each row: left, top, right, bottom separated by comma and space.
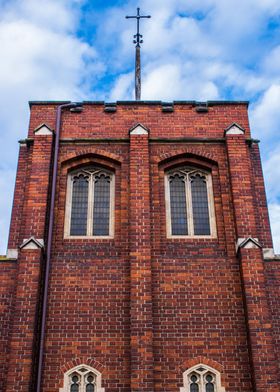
225, 126, 280, 392
129, 124, 154, 392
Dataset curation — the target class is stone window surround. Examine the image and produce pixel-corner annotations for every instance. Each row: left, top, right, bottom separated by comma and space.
165, 166, 217, 239
59, 364, 105, 392
64, 166, 115, 239
180, 363, 226, 392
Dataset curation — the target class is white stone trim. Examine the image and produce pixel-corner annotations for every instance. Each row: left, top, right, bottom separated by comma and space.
34, 123, 53, 135
59, 364, 105, 392
64, 167, 115, 238
236, 237, 262, 252
129, 123, 149, 135
180, 363, 226, 392
6, 249, 18, 259
20, 237, 44, 250
165, 167, 217, 238
263, 248, 275, 259
224, 123, 245, 135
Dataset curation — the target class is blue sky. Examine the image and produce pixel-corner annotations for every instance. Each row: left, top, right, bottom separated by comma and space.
0, 0, 280, 253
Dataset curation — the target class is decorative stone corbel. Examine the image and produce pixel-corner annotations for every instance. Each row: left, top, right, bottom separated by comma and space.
20, 237, 44, 250
236, 237, 262, 253
224, 123, 245, 136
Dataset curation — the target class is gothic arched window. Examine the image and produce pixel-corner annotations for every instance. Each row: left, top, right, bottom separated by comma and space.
165, 167, 216, 237
180, 364, 226, 392
65, 167, 114, 237
60, 365, 105, 392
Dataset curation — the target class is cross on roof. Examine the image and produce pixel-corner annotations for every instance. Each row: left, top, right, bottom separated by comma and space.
126, 7, 151, 48
125, 7, 151, 100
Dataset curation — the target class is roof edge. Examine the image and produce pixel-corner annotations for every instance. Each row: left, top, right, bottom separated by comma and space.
29, 100, 250, 108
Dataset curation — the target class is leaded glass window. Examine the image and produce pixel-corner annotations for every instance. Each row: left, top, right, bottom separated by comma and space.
205, 374, 215, 392
166, 167, 215, 237
61, 365, 102, 392
180, 364, 226, 392
187, 370, 217, 392
190, 374, 199, 392
70, 375, 80, 392
66, 167, 114, 237
70, 175, 89, 236
169, 174, 188, 235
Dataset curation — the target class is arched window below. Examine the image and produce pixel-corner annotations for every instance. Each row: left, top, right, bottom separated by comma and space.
180, 364, 226, 392
165, 167, 216, 238
64, 166, 114, 238
59, 365, 105, 392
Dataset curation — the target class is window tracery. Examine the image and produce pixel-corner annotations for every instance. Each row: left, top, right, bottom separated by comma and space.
180, 364, 226, 392
60, 365, 105, 392
65, 167, 114, 238
165, 167, 216, 237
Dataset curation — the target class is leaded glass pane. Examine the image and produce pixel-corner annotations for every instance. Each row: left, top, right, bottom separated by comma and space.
86, 374, 95, 392
169, 174, 188, 235
190, 374, 199, 392
205, 374, 214, 392
70, 375, 79, 392
191, 175, 210, 235
70, 175, 89, 236
93, 174, 111, 236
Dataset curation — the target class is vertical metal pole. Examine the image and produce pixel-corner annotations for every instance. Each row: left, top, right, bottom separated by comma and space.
135, 45, 141, 101
126, 8, 151, 101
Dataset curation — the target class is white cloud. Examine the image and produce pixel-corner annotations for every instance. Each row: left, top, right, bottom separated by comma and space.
263, 45, 280, 75
250, 84, 280, 143
0, 168, 15, 254
263, 145, 280, 203
110, 72, 134, 100
0, 0, 102, 254
141, 62, 219, 100
268, 204, 280, 254
250, 86, 280, 255
0, 0, 280, 253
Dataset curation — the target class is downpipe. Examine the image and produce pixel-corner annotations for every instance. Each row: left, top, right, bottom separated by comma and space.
36, 102, 82, 392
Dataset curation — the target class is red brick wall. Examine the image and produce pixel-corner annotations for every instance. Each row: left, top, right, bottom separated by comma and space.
1, 102, 279, 392
265, 261, 280, 382
0, 260, 17, 391
249, 144, 273, 249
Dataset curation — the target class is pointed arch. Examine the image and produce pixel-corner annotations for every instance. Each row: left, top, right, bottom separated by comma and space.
156, 149, 218, 168
61, 150, 123, 170
59, 364, 105, 392
180, 363, 226, 392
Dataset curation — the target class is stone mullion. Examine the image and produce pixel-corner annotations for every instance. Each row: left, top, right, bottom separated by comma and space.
226, 131, 279, 392
129, 127, 154, 392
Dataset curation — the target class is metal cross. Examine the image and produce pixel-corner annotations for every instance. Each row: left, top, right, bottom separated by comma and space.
126, 8, 151, 100
126, 7, 151, 47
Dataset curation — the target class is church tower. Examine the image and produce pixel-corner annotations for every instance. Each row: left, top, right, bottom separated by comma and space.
1, 98, 279, 392
0, 9, 280, 392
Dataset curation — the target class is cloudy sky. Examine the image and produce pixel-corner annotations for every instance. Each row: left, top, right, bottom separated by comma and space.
0, 0, 279, 253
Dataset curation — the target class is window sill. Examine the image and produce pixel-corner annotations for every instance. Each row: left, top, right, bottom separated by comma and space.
166, 234, 217, 240
64, 235, 114, 240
